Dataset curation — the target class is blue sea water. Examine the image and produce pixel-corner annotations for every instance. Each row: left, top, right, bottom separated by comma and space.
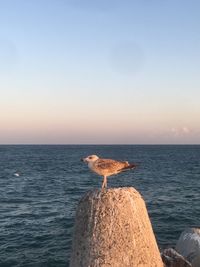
0, 145, 200, 267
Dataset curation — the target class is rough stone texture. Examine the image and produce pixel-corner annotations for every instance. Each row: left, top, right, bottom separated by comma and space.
191, 254, 200, 267
70, 187, 163, 267
176, 228, 200, 267
161, 248, 192, 267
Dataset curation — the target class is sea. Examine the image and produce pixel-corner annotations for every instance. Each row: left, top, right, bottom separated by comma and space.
0, 145, 200, 267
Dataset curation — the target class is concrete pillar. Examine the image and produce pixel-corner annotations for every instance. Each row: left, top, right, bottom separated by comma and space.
70, 187, 163, 267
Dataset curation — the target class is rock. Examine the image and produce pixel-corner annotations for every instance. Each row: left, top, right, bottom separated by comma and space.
161, 248, 192, 267
70, 187, 163, 267
191, 254, 200, 267
176, 228, 200, 267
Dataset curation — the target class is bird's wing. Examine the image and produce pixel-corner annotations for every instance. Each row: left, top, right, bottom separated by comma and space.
95, 158, 128, 171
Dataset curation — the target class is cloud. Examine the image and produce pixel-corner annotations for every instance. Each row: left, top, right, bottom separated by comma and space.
182, 127, 190, 134
169, 126, 191, 137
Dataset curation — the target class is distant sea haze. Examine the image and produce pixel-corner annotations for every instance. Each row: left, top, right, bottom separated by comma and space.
0, 145, 200, 266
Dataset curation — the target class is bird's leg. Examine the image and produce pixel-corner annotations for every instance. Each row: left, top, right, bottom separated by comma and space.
105, 176, 107, 188
101, 176, 107, 190
101, 176, 105, 190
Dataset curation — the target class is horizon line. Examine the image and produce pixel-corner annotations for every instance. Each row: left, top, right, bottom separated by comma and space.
0, 143, 200, 146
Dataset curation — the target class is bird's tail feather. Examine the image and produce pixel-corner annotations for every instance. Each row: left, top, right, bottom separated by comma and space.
120, 163, 138, 172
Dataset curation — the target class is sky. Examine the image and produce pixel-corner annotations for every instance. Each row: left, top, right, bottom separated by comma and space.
0, 0, 200, 144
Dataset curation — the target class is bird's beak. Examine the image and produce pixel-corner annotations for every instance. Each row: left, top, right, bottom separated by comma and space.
81, 158, 85, 162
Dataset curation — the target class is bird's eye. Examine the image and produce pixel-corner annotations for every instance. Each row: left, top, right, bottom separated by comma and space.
89, 156, 92, 159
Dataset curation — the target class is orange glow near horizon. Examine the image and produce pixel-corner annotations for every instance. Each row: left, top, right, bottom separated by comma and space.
1, 96, 199, 144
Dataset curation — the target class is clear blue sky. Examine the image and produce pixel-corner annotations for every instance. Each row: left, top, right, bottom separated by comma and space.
1, 0, 200, 144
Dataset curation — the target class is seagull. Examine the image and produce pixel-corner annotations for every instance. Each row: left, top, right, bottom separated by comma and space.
81, 155, 137, 190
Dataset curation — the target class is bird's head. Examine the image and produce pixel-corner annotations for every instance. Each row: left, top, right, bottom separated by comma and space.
81, 155, 99, 163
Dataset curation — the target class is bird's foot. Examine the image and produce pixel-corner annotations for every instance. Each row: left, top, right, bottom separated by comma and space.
101, 186, 107, 193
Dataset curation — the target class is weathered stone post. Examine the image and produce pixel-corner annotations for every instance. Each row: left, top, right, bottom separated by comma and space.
70, 187, 163, 267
